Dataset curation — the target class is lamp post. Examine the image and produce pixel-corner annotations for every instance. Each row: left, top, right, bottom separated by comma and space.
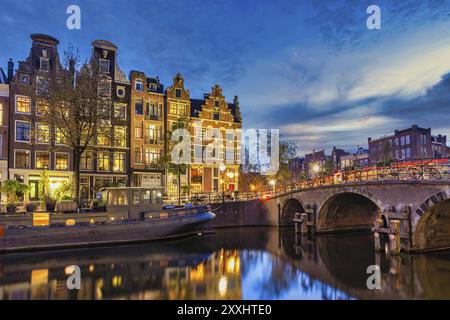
219, 164, 226, 202
269, 179, 276, 195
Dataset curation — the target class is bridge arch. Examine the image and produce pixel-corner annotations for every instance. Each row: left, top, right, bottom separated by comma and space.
413, 191, 450, 251
281, 198, 304, 226
317, 190, 384, 232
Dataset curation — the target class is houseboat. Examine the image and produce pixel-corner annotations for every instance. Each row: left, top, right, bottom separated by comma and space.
0, 187, 215, 253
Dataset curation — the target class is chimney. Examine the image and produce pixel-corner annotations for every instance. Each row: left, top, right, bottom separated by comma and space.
7, 58, 13, 82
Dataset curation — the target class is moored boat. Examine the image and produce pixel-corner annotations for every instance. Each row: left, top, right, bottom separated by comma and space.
0, 187, 215, 253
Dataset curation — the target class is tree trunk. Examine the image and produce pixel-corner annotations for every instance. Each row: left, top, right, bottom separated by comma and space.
73, 149, 81, 209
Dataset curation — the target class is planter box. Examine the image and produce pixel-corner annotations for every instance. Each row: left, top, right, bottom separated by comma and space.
56, 201, 78, 213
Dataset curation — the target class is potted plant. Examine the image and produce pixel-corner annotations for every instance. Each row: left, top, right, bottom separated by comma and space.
25, 202, 36, 213
0, 180, 29, 214
43, 194, 57, 213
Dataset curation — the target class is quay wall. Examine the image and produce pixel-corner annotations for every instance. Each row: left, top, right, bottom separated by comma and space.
206, 199, 278, 228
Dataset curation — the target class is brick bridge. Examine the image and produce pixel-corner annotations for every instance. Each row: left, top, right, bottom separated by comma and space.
260, 180, 450, 252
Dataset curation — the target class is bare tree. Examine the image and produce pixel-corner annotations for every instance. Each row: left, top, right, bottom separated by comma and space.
27, 46, 110, 205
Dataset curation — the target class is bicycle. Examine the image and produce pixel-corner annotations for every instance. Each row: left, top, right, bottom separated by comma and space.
377, 166, 400, 181
407, 164, 442, 180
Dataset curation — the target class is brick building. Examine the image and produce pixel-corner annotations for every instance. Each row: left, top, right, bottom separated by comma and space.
79, 40, 131, 203
0, 63, 10, 202
8, 34, 73, 202
129, 70, 164, 188
368, 124, 448, 165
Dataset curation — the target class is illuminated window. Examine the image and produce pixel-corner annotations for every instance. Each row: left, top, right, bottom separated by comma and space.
145, 148, 159, 165
80, 151, 94, 171
15, 121, 31, 142
0, 103, 3, 126
36, 123, 50, 143
169, 104, 177, 115
55, 153, 69, 170
16, 96, 31, 114
15, 150, 30, 168
114, 126, 126, 147
36, 151, 50, 169
135, 120, 143, 139
134, 146, 143, 163
97, 121, 111, 146
97, 152, 110, 171
36, 100, 49, 116
146, 124, 159, 144
113, 152, 126, 172
55, 128, 67, 145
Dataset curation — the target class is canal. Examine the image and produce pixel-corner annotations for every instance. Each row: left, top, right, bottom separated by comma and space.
0, 227, 450, 300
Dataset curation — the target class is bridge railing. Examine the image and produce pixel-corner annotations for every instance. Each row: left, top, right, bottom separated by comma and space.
278, 159, 450, 194
171, 160, 450, 204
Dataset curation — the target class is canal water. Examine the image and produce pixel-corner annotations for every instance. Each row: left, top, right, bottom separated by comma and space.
1, 227, 450, 300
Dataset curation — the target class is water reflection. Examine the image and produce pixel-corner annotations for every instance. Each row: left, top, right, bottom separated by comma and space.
0, 227, 450, 300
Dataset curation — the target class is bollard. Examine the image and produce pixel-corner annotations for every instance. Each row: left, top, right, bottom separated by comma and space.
374, 232, 381, 252
301, 213, 308, 234
294, 212, 301, 234
389, 220, 401, 255
0, 224, 4, 238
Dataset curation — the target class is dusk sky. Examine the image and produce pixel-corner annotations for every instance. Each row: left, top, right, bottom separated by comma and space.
1, 0, 450, 156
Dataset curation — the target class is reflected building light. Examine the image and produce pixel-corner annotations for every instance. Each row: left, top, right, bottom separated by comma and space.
218, 276, 228, 297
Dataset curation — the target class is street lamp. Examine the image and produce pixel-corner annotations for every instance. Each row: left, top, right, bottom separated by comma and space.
269, 179, 276, 195
312, 163, 321, 174
219, 164, 226, 202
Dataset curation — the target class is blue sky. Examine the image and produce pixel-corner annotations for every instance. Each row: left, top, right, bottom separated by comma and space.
1, 0, 450, 156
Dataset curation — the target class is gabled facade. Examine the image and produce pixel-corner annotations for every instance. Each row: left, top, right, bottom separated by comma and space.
0, 64, 10, 200
165, 75, 242, 198
79, 40, 131, 203
129, 70, 164, 188
9, 34, 73, 202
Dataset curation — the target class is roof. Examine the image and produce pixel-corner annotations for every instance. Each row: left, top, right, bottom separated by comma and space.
0, 68, 7, 84
305, 150, 327, 162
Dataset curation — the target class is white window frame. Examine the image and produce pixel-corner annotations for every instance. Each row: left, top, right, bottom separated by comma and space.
113, 152, 126, 173
97, 151, 111, 172
39, 57, 50, 72
14, 149, 31, 169
135, 79, 144, 91
35, 122, 51, 144
15, 95, 31, 115
114, 103, 127, 120
99, 58, 110, 74
15, 120, 31, 143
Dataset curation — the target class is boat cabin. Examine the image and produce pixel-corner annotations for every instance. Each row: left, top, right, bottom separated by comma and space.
100, 187, 165, 220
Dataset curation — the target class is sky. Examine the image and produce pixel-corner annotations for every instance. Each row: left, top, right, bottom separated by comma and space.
1, 0, 450, 156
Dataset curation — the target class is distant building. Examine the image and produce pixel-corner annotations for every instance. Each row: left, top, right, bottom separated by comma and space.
340, 147, 369, 168
331, 146, 350, 169
368, 124, 447, 165
289, 157, 305, 178
0, 63, 10, 202
304, 150, 327, 176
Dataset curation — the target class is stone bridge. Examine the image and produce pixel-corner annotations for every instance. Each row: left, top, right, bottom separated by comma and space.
261, 180, 450, 253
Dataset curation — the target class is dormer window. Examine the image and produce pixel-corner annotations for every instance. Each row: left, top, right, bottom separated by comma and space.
175, 88, 182, 98
39, 57, 49, 72
99, 58, 110, 74
150, 83, 157, 91
135, 79, 144, 91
